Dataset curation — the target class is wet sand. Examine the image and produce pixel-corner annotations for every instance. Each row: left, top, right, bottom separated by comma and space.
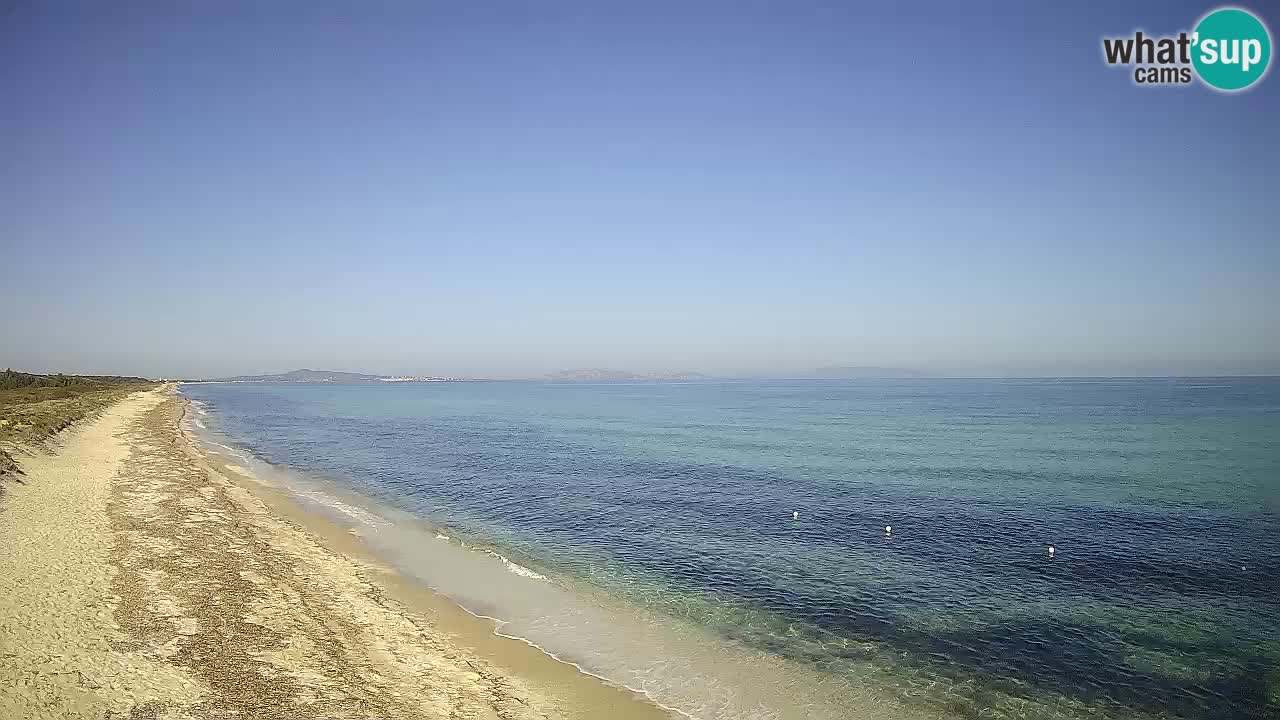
0, 387, 673, 719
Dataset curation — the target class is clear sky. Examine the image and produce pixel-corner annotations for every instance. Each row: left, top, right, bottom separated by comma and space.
3, 1, 1277, 378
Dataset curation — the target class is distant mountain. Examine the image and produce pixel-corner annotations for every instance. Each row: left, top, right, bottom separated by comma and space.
546, 368, 711, 382
812, 366, 931, 379
204, 369, 385, 383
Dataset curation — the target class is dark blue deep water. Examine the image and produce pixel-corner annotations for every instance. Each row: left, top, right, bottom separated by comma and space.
181, 378, 1280, 720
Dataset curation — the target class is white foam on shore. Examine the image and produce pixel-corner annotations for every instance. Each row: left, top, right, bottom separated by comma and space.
289, 488, 388, 530
456, 603, 700, 720
431, 532, 548, 581
205, 440, 251, 463
484, 550, 548, 581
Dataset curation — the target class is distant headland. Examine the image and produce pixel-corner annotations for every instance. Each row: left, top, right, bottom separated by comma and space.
188, 368, 718, 384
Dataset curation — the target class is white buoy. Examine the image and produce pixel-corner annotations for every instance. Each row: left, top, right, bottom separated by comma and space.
884, 525, 892, 535
1048, 544, 1056, 558
792, 510, 800, 520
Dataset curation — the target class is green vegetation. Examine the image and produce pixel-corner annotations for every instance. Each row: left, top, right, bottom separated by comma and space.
0, 369, 157, 487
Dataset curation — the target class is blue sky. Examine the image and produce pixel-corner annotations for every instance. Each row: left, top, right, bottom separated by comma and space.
3, 1, 1277, 378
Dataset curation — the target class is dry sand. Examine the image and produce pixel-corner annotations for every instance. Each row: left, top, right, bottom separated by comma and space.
0, 388, 673, 719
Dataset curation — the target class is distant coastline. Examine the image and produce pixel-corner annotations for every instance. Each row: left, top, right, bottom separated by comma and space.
192, 369, 472, 384
178, 367, 1280, 386
190, 368, 717, 384
191, 366, 935, 384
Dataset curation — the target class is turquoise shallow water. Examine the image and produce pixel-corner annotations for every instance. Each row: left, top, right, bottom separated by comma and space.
181, 378, 1280, 719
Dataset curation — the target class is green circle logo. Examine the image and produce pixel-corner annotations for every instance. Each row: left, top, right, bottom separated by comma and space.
1192, 7, 1272, 91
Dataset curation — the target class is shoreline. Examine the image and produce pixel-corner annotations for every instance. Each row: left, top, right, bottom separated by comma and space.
0, 387, 673, 719
178, 393, 682, 719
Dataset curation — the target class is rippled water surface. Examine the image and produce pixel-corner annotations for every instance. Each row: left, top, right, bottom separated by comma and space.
181, 379, 1280, 719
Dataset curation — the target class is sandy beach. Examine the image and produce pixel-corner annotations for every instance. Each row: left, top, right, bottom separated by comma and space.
0, 387, 672, 719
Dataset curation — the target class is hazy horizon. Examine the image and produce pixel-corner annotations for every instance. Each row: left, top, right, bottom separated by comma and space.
12, 365, 1280, 382
4, 2, 1278, 379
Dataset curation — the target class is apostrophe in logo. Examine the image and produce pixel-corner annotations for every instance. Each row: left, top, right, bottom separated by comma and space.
1101, 6, 1271, 92
1191, 7, 1271, 91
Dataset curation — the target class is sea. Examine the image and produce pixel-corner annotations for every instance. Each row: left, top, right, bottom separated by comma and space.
179, 378, 1280, 720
